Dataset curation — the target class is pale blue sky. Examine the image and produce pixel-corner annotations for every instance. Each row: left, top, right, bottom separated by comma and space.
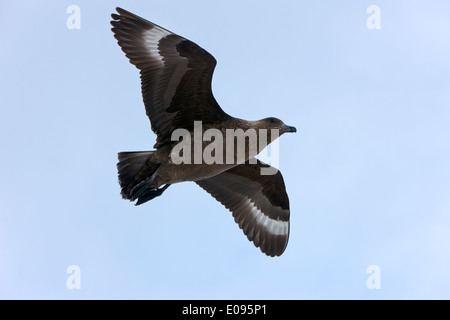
1, 0, 450, 299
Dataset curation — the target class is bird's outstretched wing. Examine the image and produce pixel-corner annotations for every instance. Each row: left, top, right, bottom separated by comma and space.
111, 7, 229, 148
196, 159, 290, 257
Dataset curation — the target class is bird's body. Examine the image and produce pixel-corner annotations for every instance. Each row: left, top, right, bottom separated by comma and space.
132, 143, 238, 186
111, 8, 296, 256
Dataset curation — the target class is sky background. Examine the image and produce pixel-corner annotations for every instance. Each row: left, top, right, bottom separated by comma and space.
1, 0, 450, 299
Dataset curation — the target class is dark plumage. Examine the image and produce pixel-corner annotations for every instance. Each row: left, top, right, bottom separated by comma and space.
111, 7, 296, 257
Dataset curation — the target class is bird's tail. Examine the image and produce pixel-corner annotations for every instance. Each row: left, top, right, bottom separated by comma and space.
117, 151, 156, 199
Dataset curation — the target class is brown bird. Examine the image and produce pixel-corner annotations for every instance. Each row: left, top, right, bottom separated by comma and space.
111, 7, 297, 257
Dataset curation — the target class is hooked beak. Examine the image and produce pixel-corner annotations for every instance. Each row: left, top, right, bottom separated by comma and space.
281, 125, 297, 133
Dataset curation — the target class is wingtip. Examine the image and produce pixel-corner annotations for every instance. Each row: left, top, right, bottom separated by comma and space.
112, 7, 128, 19
261, 246, 286, 258
114, 7, 137, 18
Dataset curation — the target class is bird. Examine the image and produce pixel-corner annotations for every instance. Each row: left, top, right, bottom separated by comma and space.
111, 7, 297, 257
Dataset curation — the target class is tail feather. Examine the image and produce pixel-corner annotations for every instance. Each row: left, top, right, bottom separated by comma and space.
117, 151, 155, 199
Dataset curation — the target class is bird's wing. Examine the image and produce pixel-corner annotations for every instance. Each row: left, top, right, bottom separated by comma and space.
196, 159, 290, 257
111, 7, 229, 148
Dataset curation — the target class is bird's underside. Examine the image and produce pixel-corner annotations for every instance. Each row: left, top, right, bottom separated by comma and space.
111, 7, 295, 257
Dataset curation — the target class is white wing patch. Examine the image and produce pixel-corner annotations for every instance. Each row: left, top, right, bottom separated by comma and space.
143, 26, 171, 66
244, 199, 289, 236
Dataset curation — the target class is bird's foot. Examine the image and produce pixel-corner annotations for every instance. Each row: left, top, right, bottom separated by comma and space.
135, 184, 171, 206
129, 168, 160, 201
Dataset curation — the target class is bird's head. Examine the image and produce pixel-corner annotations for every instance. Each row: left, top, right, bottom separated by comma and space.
260, 117, 297, 135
